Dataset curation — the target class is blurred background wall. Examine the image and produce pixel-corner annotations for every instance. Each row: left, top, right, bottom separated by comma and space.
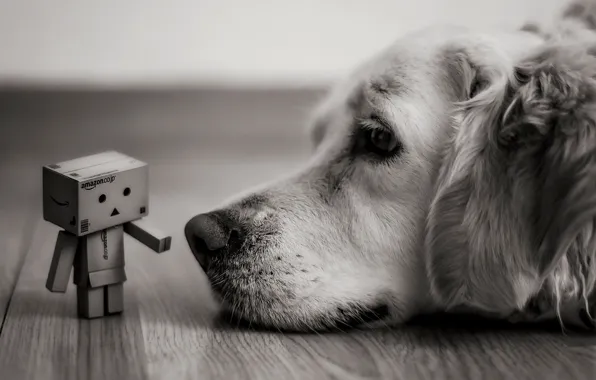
0, 0, 565, 89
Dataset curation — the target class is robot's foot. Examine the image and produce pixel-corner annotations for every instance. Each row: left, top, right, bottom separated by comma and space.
77, 284, 124, 318
106, 283, 124, 314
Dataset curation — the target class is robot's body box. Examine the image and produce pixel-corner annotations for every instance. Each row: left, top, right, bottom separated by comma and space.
73, 225, 127, 288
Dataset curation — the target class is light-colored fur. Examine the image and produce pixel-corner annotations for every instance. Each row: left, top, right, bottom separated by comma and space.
185, 0, 596, 332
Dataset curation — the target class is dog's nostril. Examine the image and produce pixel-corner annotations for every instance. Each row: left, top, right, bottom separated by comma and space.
184, 212, 236, 270
229, 229, 241, 244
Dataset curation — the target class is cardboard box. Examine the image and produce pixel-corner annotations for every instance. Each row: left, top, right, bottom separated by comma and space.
43, 151, 149, 236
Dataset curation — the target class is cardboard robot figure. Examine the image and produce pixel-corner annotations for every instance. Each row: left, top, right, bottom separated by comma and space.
42, 151, 171, 318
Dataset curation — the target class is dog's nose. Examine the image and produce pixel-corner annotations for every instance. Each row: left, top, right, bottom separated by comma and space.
184, 212, 235, 271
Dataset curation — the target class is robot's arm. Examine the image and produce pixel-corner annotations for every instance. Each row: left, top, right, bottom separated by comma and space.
123, 219, 171, 253
46, 231, 78, 292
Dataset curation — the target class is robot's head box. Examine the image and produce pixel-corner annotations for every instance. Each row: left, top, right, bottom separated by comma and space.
42, 151, 149, 236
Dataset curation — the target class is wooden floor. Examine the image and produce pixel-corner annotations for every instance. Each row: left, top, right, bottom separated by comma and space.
0, 89, 595, 380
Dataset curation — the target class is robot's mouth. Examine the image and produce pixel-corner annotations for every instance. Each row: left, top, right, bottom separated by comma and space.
111, 208, 120, 216
50, 195, 69, 207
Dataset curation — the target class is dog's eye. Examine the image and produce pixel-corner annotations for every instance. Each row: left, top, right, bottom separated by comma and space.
353, 116, 403, 159
364, 128, 400, 156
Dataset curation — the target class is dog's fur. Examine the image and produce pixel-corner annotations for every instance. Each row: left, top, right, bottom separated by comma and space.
185, 0, 596, 332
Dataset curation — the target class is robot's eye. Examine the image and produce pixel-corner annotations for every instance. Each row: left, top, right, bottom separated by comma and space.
99, 194, 107, 203
123, 187, 131, 196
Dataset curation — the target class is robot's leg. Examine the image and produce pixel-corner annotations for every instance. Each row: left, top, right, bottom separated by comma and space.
106, 283, 124, 314
76, 286, 105, 318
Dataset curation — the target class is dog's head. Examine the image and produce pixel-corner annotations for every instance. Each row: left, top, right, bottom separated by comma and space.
184, 25, 545, 331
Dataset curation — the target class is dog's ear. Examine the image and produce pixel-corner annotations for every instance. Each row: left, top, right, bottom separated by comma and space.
498, 46, 596, 292
426, 43, 596, 324
442, 45, 514, 103
425, 47, 523, 314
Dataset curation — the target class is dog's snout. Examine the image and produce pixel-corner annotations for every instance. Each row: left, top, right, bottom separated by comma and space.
184, 212, 237, 270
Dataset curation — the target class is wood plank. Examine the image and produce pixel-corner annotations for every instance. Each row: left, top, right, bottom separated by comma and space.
0, 161, 40, 321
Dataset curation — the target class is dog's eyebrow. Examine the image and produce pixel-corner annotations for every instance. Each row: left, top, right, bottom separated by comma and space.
369, 114, 393, 130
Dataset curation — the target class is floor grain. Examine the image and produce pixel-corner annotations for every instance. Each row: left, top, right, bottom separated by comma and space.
1, 89, 596, 380
0, 161, 39, 322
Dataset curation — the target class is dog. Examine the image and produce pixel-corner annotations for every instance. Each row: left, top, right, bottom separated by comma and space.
185, 0, 596, 332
